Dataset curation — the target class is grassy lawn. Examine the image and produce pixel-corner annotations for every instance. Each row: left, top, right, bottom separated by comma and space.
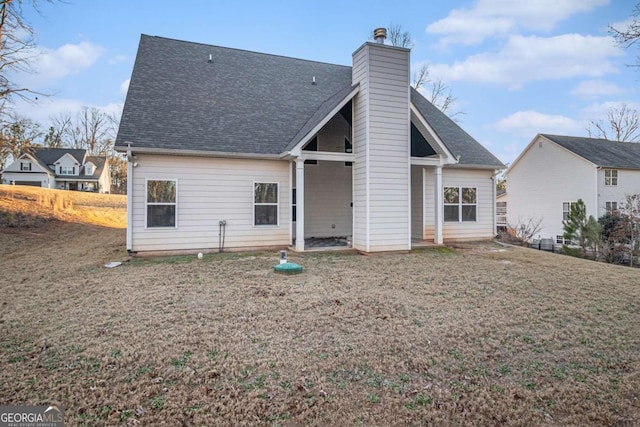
1, 190, 639, 425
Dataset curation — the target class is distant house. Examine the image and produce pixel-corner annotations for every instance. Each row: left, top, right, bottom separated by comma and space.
505, 134, 640, 243
115, 30, 504, 254
1, 147, 111, 193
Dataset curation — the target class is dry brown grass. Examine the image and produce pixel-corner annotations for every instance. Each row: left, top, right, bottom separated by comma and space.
0, 194, 639, 426
0, 185, 126, 228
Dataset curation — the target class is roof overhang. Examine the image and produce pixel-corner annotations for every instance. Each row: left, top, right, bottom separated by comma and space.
115, 145, 282, 160
409, 103, 457, 165
281, 85, 360, 159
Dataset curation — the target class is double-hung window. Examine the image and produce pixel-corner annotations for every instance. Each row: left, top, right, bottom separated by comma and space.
562, 202, 576, 221
254, 182, 278, 226
605, 201, 618, 213
60, 166, 75, 175
605, 169, 618, 186
20, 162, 31, 171
444, 187, 477, 222
146, 179, 177, 228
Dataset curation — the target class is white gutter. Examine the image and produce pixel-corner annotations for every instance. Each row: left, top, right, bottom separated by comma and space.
126, 145, 133, 253
115, 145, 282, 160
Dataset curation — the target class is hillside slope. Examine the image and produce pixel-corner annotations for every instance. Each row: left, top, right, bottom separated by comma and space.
0, 185, 126, 228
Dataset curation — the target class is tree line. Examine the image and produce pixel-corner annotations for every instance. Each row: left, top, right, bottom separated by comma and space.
0, 109, 127, 193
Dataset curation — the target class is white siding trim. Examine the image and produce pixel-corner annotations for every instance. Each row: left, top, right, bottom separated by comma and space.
126, 158, 133, 251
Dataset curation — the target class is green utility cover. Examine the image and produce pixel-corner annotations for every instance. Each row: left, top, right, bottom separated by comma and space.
274, 262, 303, 274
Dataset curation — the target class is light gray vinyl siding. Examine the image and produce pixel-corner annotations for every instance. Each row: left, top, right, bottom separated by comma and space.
351, 45, 369, 251
441, 169, 495, 241
299, 114, 353, 238
131, 154, 290, 252
351, 42, 411, 252
506, 136, 597, 240
411, 166, 423, 239
596, 168, 640, 217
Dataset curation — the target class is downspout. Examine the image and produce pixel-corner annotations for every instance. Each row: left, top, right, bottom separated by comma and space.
492, 170, 498, 238
126, 144, 134, 254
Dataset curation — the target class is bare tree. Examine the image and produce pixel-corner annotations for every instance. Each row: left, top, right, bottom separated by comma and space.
385, 23, 463, 118
42, 112, 72, 148
66, 107, 118, 155
412, 63, 462, 117
387, 22, 412, 48
0, 0, 54, 116
587, 104, 640, 142
0, 113, 41, 167
610, 3, 640, 68
618, 193, 640, 266
507, 216, 544, 246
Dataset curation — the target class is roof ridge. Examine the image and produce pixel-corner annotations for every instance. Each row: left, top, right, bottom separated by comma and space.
142, 34, 352, 70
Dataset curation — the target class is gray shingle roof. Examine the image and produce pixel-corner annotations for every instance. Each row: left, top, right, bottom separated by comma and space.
116, 35, 352, 155
410, 88, 504, 168
542, 134, 640, 169
32, 147, 86, 166
117, 35, 502, 169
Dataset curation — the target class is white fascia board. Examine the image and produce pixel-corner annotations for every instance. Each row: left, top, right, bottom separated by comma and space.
114, 145, 282, 160
409, 103, 457, 163
285, 85, 360, 158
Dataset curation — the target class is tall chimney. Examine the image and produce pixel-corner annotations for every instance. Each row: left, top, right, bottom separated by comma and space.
373, 27, 387, 44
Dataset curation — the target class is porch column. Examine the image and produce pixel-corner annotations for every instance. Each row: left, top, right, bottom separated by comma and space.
434, 166, 443, 244
295, 159, 305, 251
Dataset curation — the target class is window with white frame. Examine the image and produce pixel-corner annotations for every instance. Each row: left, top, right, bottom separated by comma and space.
562, 201, 576, 221
605, 201, 618, 213
254, 182, 278, 226
605, 169, 618, 186
85, 164, 94, 175
60, 166, 75, 175
146, 180, 177, 228
444, 187, 477, 222
20, 162, 31, 171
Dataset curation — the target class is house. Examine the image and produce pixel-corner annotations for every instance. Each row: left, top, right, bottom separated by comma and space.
1, 147, 111, 193
114, 30, 504, 254
505, 133, 640, 244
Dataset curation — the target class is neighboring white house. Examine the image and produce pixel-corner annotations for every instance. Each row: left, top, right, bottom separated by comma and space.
115, 30, 504, 254
2, 148, 111, 193
505, 134, 640, 244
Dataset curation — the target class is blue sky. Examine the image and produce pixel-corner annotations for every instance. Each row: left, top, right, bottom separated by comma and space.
11, 0, 640, 164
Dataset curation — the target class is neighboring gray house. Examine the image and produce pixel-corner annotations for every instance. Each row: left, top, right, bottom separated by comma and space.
2, 147, 111, 193
115, 30, 504, 254
505, 134, 640, 244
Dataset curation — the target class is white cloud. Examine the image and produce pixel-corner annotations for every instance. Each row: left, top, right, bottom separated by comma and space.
571, 79, 623, 98
108, 54, 127, 65
427, 0, 610, 45
119, 79, 130, 96
16, 41, 105, 88
581, 100, 640, 120
429, 34, 622, 88
12, 97, 123, 129
494, 110, 581, 137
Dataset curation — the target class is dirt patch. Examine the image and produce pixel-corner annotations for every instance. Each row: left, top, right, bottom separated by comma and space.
0, 223, 639, 426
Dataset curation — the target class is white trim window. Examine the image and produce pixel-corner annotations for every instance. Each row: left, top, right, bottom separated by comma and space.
605, 201, 618, 213
85, 164, 94, 175
604, 169, 618, 186
444, 187, 477, 222
20, 162, 31, 171
146, 179, 177, 228
254, 182, 279, 226
60, 166, 75, 175
562, 201, 576, 221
